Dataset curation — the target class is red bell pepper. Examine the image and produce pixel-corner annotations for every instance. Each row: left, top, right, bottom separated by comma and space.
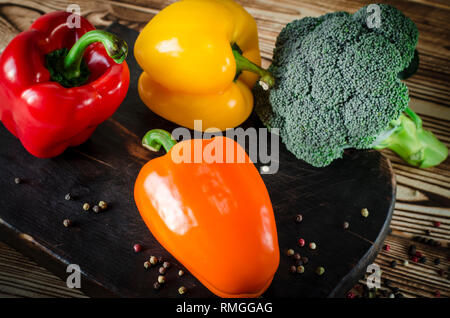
0, 12, 130, 158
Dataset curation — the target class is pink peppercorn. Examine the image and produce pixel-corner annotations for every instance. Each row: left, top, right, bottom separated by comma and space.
434, 290, 441, 298
433, 221, 441, 227
411, 256, 418, 263
415, 251, 422, 258
346, 292, 355, 299
133, 244, 142, 253
384, 244, 391, 251
298, 238, 305, 247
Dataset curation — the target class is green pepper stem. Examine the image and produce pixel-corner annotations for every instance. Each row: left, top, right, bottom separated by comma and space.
232, 49, 274, 90
64, 30, 128, 80
142, 129, 178, 153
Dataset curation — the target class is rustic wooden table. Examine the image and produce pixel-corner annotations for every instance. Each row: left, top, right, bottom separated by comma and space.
0, 0, 448, 298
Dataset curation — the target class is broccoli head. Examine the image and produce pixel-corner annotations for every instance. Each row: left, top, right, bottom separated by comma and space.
255, 4, 447, 168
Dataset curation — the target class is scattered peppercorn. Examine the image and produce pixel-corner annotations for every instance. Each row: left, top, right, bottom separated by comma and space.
14, 177, 22, 184
159, 266, 166, 274
157, 275, 165, 284
298, 238, 305, 247
342, 221, 349, 230
388, 293, 395, 298
149, 256, 158, 265
434, 258, 441, 265
295, 214, 303, 223
395, 293, 404, 298
158, 257, 164, 264
433, 221, 441, 228
419, 257, 427, 264
289, 265, 297, 273
144, 261, 150, 269
296, 265, 305, 274
403, 260, 409, 266
384, 244, 390, 251
346, 292, 355, 299
425, 229, 431, 236
415, 251, 422, 258
178, 270, 185, 277
92, 205, 100, 213
316, 266, 325, 276
384, 279, 391, 287
408, 245, 416, 256
63, 219, 71, 227
153, 282, 161, 290
390, 287, 399, 294
411, 256, 418, 263
133, 244, 142, 253
82, 203, 90, 211
302, 256, 309, 264
99, 201, 108, 210
434, 290, 441, 298
163, 261, 171, 269
295, 259, 303, 266
390, 260, 397, 268
286, 249, 295, 256
437, 269, 444, 277
178, 286, 187, 295
361, 208, 369, 218
309, 242, 317, 250
65, 193, 72, 201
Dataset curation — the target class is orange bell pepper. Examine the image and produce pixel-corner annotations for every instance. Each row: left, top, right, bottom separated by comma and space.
134, 129, 279, 297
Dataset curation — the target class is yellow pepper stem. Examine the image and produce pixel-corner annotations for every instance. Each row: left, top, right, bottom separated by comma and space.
232, 49, 274, 90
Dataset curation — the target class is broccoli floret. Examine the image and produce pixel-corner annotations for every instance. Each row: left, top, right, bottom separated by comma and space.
255, 4, 448, 168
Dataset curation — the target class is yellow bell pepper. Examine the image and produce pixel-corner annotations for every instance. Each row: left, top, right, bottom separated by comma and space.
134, 0, 274, 131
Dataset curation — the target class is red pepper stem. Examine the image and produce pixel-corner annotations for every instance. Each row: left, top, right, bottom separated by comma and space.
232, 49, 274, 90
64, 30, 128, 79
142, 129, 177, 153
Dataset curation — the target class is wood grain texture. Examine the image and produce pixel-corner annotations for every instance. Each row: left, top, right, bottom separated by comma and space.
0, 0, 449, 298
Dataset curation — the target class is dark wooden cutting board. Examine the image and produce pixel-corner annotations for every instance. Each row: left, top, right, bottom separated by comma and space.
0, 23, 395, 298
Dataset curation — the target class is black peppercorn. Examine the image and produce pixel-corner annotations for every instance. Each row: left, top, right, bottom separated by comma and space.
390, 260, 397, 268
302, 256, 309, 264
408, 245, 416, 256
384, 279, 391, 287
289, 265, 297, 273
425, 229, 431, 236
395, 293, 404, 298
293, 253, 301, 260
295, 259, 303, 266
419, 257, 427, 264
390, 287, 399, 293
434, 258, 441, 265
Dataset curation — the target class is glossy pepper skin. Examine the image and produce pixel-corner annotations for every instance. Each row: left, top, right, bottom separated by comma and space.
0, 12, 130, 158
134, 130, 279, 297
134, 0, 273, 131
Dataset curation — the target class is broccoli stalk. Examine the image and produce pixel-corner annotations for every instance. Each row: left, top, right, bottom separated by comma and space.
373, 108, 448, 168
